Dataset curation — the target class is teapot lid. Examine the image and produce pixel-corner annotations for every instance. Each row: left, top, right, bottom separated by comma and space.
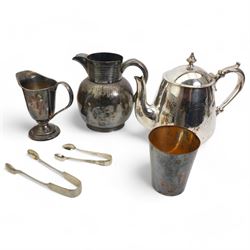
163, 53, 213, 88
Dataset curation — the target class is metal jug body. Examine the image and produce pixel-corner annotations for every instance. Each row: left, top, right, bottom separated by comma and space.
73, 52, 148, 132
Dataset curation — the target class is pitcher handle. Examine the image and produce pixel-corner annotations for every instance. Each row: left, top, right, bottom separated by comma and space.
214, 63, 245, 115
121, 59, 148, 100
51, 81, 74, 119
121, 59, 148, 82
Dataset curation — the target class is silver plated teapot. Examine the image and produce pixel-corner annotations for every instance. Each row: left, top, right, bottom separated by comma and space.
134, 53, 245, 143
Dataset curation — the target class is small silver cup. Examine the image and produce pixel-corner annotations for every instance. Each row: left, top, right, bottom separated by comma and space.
148, 125, 200, 196
16, 70, 74, 141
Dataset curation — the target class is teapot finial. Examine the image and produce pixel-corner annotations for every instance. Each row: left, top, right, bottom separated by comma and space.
186, 52, 196, 70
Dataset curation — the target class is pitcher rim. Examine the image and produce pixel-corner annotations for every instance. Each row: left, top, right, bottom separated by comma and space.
87, 52, 123, 63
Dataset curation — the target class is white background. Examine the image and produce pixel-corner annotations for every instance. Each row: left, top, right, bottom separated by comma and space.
1, 0, 250, 249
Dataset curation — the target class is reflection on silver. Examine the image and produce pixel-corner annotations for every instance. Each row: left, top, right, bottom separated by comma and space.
134, 53, 245, 143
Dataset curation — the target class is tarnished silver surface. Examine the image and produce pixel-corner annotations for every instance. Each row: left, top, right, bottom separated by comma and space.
16, 71, 74, 141
76, 76, 134, 131
149, 126, 200, 196
5, 150, 82, 198
134, 53, 245, 143
73, 52, 148, 132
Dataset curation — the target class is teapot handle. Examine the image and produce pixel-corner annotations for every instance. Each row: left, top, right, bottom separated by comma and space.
121, 59, 148, 99
51, 81, 74, 119
214, 63, 245, 115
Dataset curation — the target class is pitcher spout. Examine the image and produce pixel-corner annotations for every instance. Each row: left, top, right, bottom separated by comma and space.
134, 76, 157, 129
16, 70, 56, 90
72, 53, 88, 71
16, 70, 40, 85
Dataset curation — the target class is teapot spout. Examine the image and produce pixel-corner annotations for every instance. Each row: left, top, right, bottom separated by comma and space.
134, 76, 157, 129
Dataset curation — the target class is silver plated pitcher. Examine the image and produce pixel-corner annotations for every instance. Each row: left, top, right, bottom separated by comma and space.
16, 71, 74, 141
73, 52, 148, 132
134, 53, 245, 143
